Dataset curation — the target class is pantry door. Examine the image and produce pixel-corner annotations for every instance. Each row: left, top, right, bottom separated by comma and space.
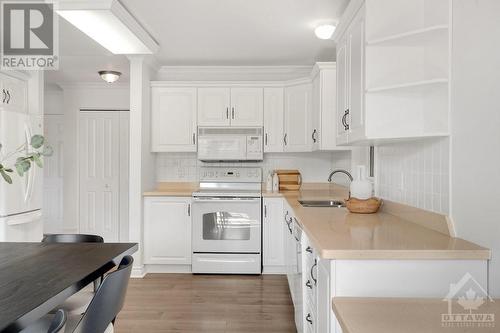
78, 111, 128, 242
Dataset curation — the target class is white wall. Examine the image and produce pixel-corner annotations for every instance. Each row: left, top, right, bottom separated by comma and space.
155, 151, 352, 185
450, 0, 500, 296
375, 138, 450, 215
61, 84, 130, 233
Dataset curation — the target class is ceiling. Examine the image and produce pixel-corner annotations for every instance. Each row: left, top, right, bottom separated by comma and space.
121, 0, 348, 65
47, 0, 348, 84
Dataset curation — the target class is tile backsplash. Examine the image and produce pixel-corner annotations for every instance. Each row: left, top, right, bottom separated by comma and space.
156, 151, 352, 185
375, 137, 450, 214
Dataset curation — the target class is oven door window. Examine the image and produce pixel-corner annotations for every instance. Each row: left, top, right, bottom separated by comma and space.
203, 211, 253, 240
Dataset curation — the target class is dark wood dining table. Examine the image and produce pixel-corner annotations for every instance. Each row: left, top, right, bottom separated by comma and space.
0, 242, 138, 333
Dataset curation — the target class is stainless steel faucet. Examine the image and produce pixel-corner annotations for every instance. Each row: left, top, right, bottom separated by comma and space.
327, 169, 353, 183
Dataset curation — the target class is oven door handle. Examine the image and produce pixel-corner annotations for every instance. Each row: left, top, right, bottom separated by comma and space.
192, 197, 261, 203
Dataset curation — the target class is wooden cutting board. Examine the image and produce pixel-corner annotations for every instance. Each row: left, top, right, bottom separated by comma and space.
276, 170, 302, 191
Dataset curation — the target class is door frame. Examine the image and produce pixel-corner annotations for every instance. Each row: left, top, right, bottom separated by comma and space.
77, 109, 129, 242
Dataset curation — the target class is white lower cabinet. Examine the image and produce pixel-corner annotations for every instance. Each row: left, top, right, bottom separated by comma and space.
144, 197, 192, 265
263, 198, 285, 272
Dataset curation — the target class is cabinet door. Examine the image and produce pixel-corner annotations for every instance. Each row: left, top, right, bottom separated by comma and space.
263, 87, 284, 152
197, 87, 230, 126
347, 10, 365, 141
311, 74, 320, 151
151, 87, 197, 152
284, 83, 312, 152
336, 38, 349, 145
263, 198, 285, 268
144, 197, 192, 265
230, 87, 263, 126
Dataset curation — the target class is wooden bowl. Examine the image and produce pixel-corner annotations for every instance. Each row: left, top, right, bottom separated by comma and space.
345, 197, 382, 214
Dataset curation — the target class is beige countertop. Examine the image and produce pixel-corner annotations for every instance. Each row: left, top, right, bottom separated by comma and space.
143, 182, 198, 196
144, 182, 490, 260
332, 297, 500, 333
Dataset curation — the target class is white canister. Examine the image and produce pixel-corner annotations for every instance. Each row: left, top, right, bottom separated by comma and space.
350, 165, 373, 199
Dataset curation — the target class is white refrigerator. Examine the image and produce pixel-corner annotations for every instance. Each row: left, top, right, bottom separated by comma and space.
0, 109, 43, 241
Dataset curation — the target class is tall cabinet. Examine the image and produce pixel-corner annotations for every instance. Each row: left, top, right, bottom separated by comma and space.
335, 0, 451, 145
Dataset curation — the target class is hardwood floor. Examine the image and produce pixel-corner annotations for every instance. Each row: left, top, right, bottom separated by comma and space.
114, 273, 297, 333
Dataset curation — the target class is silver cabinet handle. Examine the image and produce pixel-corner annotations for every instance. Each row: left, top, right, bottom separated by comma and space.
192, 133, 196, 144
265, 133, 268, 146
312, 129, 317, 143
283, 133, 287, 146
226, 107, 229, 119
264, 204, 267, 218
187, 203, 191, 216
231, 107, 235, 119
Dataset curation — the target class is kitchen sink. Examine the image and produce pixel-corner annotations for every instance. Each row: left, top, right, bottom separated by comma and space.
298, 200, 346, 208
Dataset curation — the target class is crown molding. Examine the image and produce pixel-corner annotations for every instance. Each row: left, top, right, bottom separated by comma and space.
332, 0, 365, 42
58, 82, 130, 90
155, 65, 313, 81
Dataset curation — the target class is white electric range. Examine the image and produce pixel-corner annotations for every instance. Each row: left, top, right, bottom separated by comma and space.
191, 167, 262, 274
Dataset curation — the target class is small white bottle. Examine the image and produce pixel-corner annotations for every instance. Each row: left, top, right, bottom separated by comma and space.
272, 171, 280, 192
350, 165, 373, 199
265, 171, 273, 192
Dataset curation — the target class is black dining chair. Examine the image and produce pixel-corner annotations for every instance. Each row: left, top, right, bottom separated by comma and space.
47, 309, 67, 333
42, 234, 104, 315
21, 255, 133, 333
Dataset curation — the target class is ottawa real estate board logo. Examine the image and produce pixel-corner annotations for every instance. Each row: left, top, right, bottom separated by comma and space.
1, 1, 58, 70
441, 273, 495, 328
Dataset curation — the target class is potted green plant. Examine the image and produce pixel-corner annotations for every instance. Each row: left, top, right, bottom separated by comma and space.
0, 134, 53, 184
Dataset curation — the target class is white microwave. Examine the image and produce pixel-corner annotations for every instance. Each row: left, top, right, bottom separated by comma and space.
197, 127, 263, 161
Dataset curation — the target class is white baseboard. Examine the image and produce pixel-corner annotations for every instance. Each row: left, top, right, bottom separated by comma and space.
263, 265, 286, 274
131, 265, 146, 278
145, 264, 192, 274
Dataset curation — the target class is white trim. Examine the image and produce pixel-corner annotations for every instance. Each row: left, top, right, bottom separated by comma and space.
156, 65, 313, 82
145, 264, 192, 274
262, 265, 286, 274
131, 265, 146, 278
332, 0, 365, 42
59, 82, 130, 90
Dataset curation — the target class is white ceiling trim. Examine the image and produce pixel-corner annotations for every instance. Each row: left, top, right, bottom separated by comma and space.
155, 65, 313, 81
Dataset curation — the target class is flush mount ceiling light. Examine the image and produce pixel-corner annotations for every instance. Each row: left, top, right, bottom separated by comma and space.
314, 24, 336, 40
99, 70, 121, 83
56, 0, 159, 54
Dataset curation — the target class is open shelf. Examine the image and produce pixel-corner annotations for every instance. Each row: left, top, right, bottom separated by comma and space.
366, 78, 448, 93
366, 25, 448, 46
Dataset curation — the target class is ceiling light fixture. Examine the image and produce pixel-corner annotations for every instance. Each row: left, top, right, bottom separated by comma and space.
314, 24, 336, 40
99, 70, 122, 83
56, 0, 159, 54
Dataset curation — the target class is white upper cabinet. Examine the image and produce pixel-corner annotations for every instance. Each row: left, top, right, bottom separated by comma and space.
230, 88, 263, 126
311, 63, 345, 151
336, 39, 349, 145
284, 83, 312, 152
144, 196, 192, 265
151, 87, 197, 152
198, 87, 263, 127
334, 0, 450, 144
0, 73, 27, 114
263, 87, 284, 152
197, 87, 231, 126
